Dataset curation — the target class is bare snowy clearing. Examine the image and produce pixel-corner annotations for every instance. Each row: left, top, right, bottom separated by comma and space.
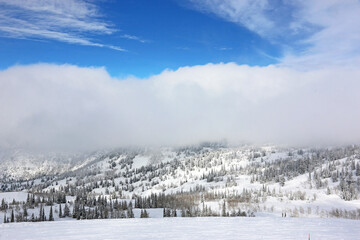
0, 217, 359, 240
0, 192, 28, 202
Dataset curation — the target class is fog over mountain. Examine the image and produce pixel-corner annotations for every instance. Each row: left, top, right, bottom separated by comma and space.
0, 63, 359, 151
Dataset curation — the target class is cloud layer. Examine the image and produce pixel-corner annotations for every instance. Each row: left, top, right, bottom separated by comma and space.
1, 63, 359, 151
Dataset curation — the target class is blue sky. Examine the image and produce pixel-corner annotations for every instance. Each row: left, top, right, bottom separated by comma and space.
0, 0, 286, 78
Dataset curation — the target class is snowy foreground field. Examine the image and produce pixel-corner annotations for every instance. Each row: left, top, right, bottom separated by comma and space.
1, 217, 359, 240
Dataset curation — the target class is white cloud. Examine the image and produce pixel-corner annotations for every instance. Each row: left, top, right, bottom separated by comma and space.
189, 0, 273, 37
1, 63, 359, 151
281, 0, 360, 68
218, 47, 232, 51
187, 0, 360, 68
0, 0, 125, 50
120, 34, 149, 43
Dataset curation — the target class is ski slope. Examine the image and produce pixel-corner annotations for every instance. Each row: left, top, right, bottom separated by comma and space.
0, 217, 359, 240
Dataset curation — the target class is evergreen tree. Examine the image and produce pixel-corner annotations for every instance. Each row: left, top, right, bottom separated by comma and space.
1, 198, 6, 210
49, 206, 54, 221
59, 204, 63, 218
64, 203, 70, 217
166, 208, 171, 217
42, 206, 46, 221
23, 205, 28, 220
222, 201, 227, 217
356, 162, 360, 176
11, 209, 15, 222
143, 209, 149, 218
104, 207, 109, 219
39, 205, 43, 221
127, 207, 134, 218
26, 193, 30, 205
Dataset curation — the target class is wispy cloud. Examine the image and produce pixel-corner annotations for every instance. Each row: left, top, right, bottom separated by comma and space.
120, 34, 149, 43
186, 0, 360, 68
218, 47, 232, 51
0, 0, 125, 51
281, 0, 360, 69
187, 0, 318, 41
188, 0, 275, 38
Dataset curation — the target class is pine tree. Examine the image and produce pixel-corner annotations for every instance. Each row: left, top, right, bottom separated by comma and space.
39, 205, 43, 221
26, 193, 30, 205
166, 208, 171, 217
11, 209, 15, 222
1, 198, 6, 211
356, 162, 360, 176
222, 201, 227, 217
59, 204, 63, 218
49, 206, 54, 221
127, 207, 134, 218
104, 207, 109, 219
143, 209, 149, 218
64, 203, 70, 217
42, 206, 46, 221
23, 205, 28, 220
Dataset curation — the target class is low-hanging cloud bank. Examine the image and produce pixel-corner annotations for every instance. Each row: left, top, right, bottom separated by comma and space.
0, 63, 360, 151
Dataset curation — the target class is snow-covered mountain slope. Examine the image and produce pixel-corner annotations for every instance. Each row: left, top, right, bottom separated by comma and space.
0, 148, 108, 180
1, 144, 360, 220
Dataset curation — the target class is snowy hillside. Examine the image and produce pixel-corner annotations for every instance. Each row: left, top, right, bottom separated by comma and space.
1, 144, 360, 225
0, 148, 109, 181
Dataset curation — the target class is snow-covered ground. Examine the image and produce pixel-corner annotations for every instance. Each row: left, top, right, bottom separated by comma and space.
0, 192, 28, 203
0, 217, 359, 240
